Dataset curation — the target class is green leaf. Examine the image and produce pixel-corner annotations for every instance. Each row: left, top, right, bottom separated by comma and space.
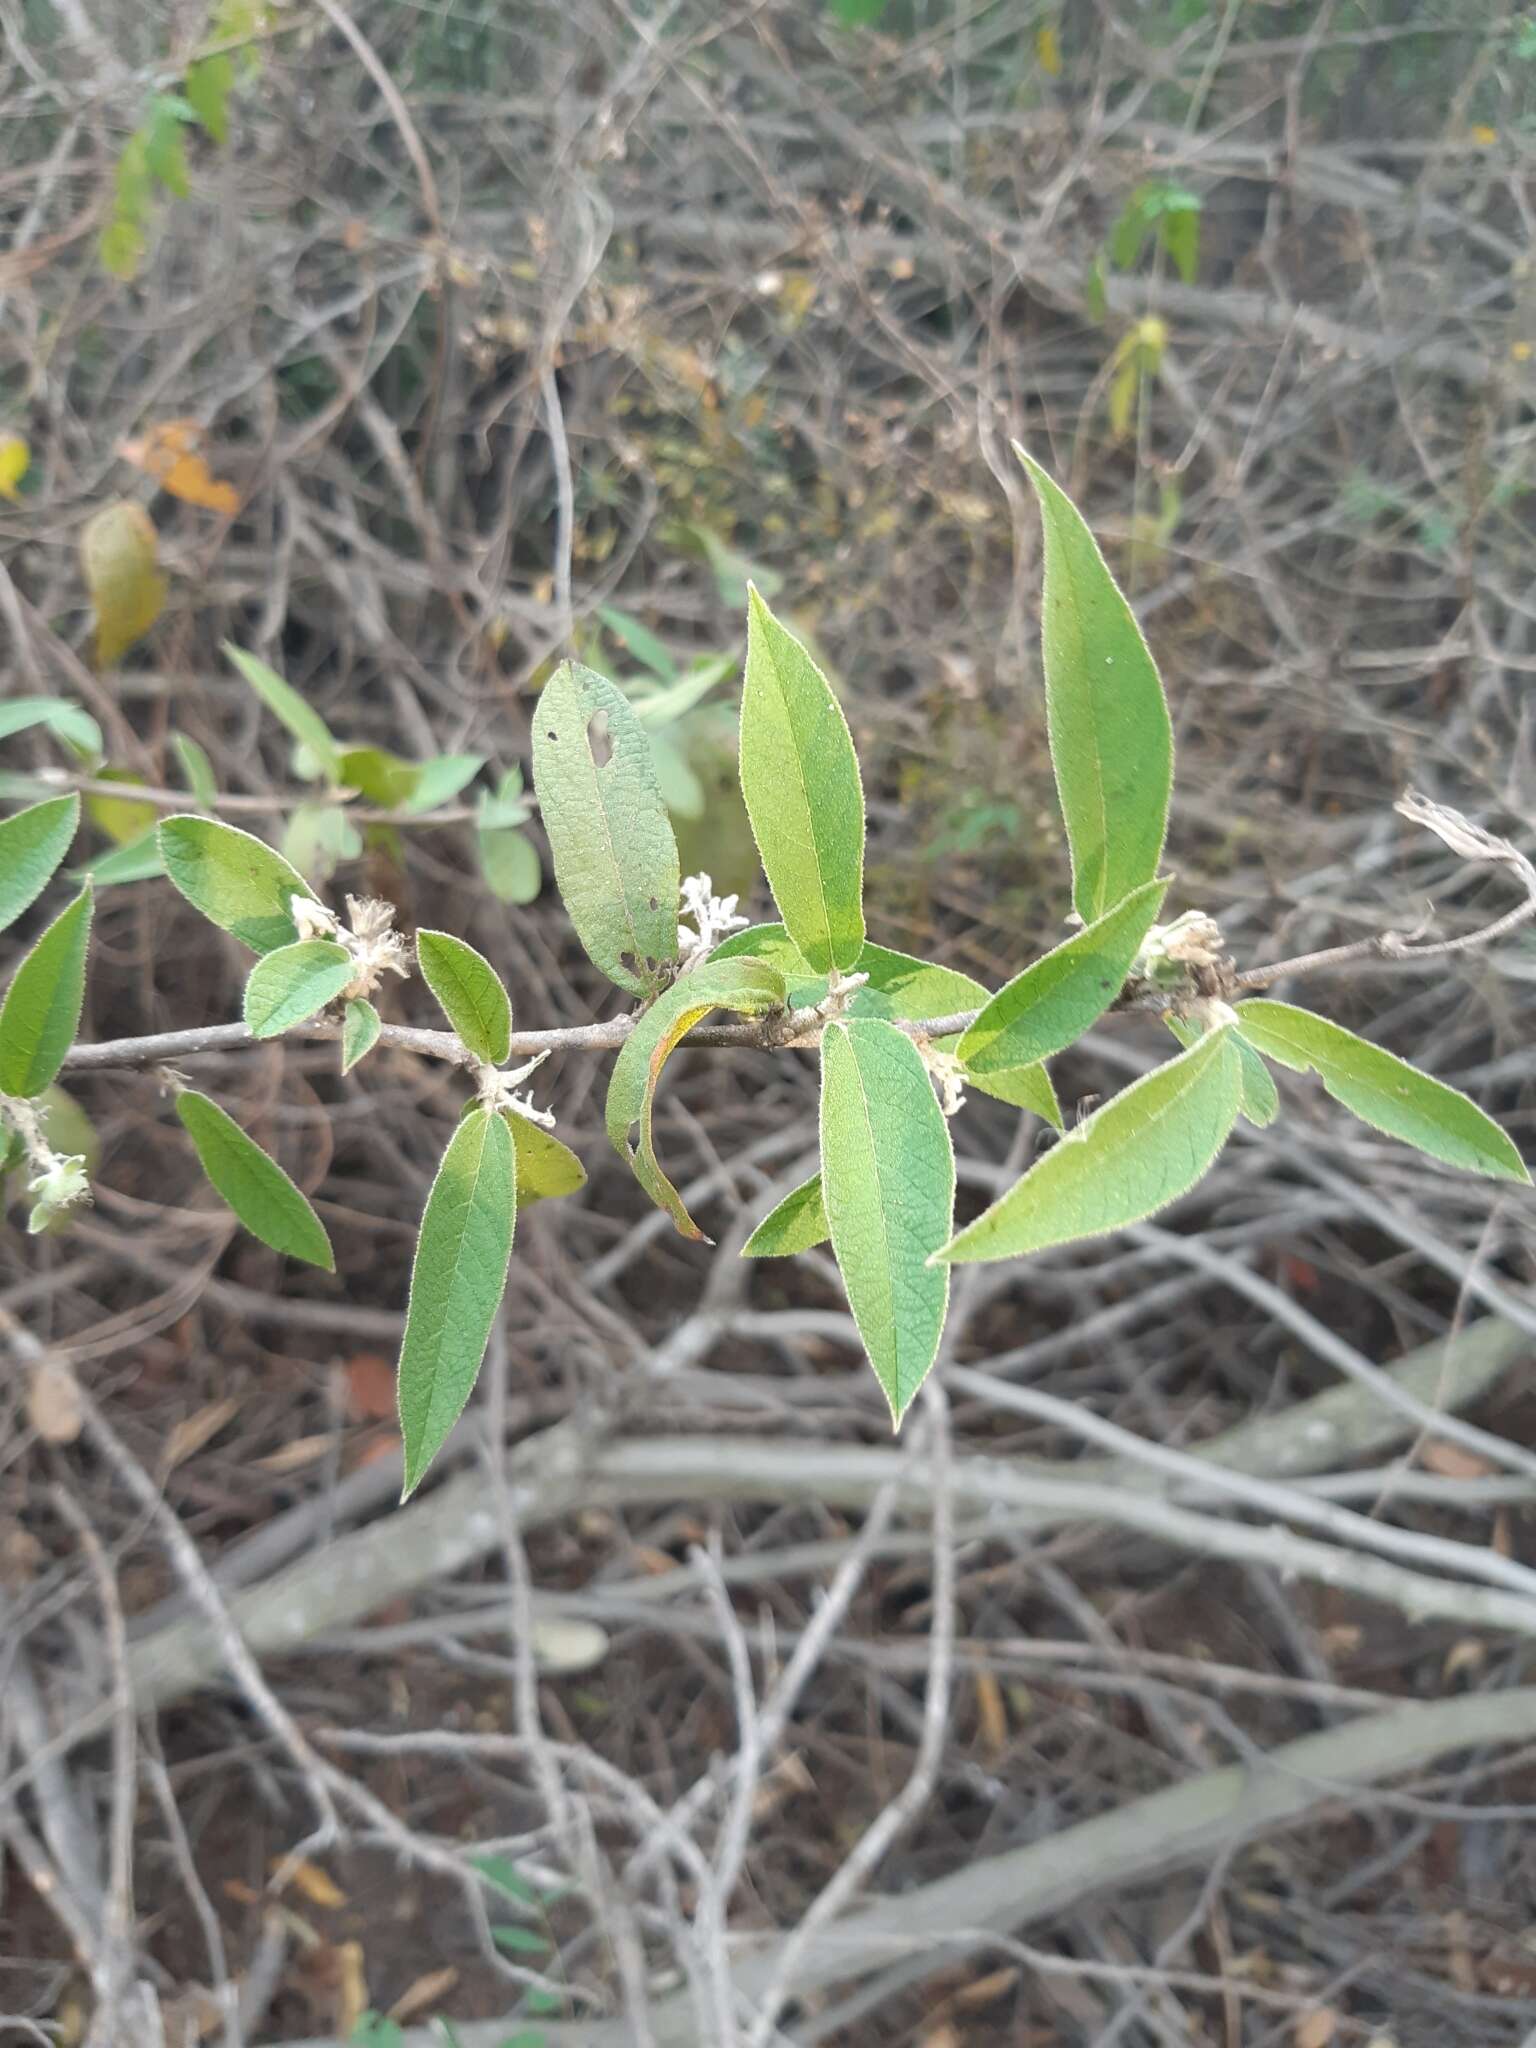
222, 641, 342, 784
281, 801, 359, 884
631, 655, 734, 729
243, 939, 354, 1038
820, 1018, 954, 1425
479, 825, 541, 905
605, 958, 786, 1240
1166, 1013, 1277, 1127
0, 697, 102, 758
403, 753, 484, 814
144, 95, 192, 197
172, 732, 218, 807
175, 1088, 334, 1269
649, 730, 706, 820
739, 588, 865, 975
73, 827, 164, 887
491, 1926, 551, 1956
157, 814, 318, 953
742, 1172, 829, 1256
99, 216, 145, 281
0, 886, 92, 1098
712, 923, 1061, 1128
598, 603, 678, 680
85, 768, 157, 845
416, 931, 511, 1064
937, 1026, 1242, 1265
1015, 447, 1173, 924
397, 1107, 517, 1498
1234, 1000, 1528, 1181
1160, 202, 1200, 284
0, 795, 80, 933
341, 997, 381, 1073
507, 1113, 586, 1206
185, 51, 234, 143
530, 661, 680, 995
338, 745, 420, 809
958, 879, 1168, 1075
478, 766, 529, 831
470, 1853, 542, 1908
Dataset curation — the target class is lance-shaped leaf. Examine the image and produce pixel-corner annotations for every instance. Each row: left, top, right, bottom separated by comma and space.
739, 588, 865, 973
1166, 1013, 1278, 1127
959, 878, 1168, 1076
605, 958, 786, 1240
937, 1024, 1242, 1265
243, 939, 354, 1039
742, 1171, 829, 1257
416, 930, 511, 1065
223, 642, 342, 784
821, 1018, 954, 1424
0, 697, 102, 757
397, 1107, 516, 1498
176, 1088, 334, 1270
1016, 446, 1173, 923
158, 814, 318, 953
507, 1112, 587, 1206
340, 997, 381, 1074
172, 733, 218, 807
0, 794, 80, 934
531, 662, 679, 994
712, 922, 1061, 1127
0, 886, 92, 1098
1235, 999, 1528, 1181
73, 829, 163, 888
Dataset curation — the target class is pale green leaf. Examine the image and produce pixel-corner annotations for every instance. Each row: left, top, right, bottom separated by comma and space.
1166, 1013, 1278, 1127
739, 588, 865, 974
1015, 447, 1173, 923
478, 825, 541, 904
73, 827, 163, 887
222, 641, 342, 784
742, 1172, 829, 1257
531, 661, 680, 994
959, 879, 1168, 1075
175, 1088, 334, 1270
478, 766, 528, 830
402, 753, 484, 814
416, 930, 511, 1064
0, 697, 102, 758
185, 51, 233, 143
339, 745, 420, 809
1235, 1000, 1528, 1181
341, 997, 381, 1073
937, 1026, 1242, 1265
172, 732, 218, 807
650, 730, 706, 820
157, 814, 318, 953
820, 1018, 954, 1425
507, 1111, 586, 1205
281, 801, 360, 884
243, 939, 354, 1038
397, 1107, 516, 1498
632, 654, 734, 729
0, 885, 92, 1098
598, 603, 679, 680
0, 795, 80, 933
605, 958, 786, 1240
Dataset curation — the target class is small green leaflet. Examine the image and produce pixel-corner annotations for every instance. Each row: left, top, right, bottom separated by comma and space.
73, 828, 164, 886
1234, 999, 1528, 1181
507, 1111, 587, 1205
530, 662, 680, 995
339, 746, 420, 808
742, 1172, 829, 1256
402, 753, 484, 814
739, 589, 865, 975
341, 997, 381, 1073
172, 733, 218, 807
243, 939, 354, 1038
821, 1019, 954, 1425
0, 885, 92, 1098
937, 1025, 1241, 1265
1015, 446, 1172, 924
1165, 1012, 1278, 1127
223, 642, 342, 785
416, 931, 511, 1065
605, 958, 787, 1240
0, 696, 102, 759
175, 1089, 334, 1270
0, 794, 80, 933
397, 1107, 517, 1498
158, 815, 318, 954
281, 801, 359, 883
959, 879, 1168, 1076
185, 51, 233, 143
479, 825, 541, 904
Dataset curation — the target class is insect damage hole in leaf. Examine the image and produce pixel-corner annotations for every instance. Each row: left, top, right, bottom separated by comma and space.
585, 711, 614, 768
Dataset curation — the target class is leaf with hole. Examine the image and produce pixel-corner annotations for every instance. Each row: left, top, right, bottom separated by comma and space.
243, 939, 354, 1039
739, 588, 865, 974
397, 1107, 516, 1498
605, 958, 786, 1240
1234, 1000, 1528, 1181
531, 662, 680, 994
937, 1025, 1242, 1264
742, 1172, 828, 1257
1015, 447, 1172, 923
0, 886, 92, 1098
223, 642, 341, 784
157, 815, 318, 953
80, 502, 167, 668
0, 795, 80, 934
416, 931, 511, 1065
175, 1089, 334, 1269
341, 997, 381, 1074
820, 1018, 954, 1424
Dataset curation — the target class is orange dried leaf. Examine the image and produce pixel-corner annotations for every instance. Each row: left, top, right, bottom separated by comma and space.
80, 501, 166, 667
271, 1857, 348, 1909
1296, 2009, 1339, 2048
389, 1966, 459, 2023
339, 1352, 397, 1421
119, 421, 239, 516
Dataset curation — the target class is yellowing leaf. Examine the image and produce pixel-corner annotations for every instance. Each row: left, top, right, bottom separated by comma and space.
1036, 23, 1062, 75
85, 768, 158, 845
80, 502, 167, 667
1470, 124, 1498, 146
0, 434, 29, 500
118, 420, 240, 516
271, 1857, 348, 1909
